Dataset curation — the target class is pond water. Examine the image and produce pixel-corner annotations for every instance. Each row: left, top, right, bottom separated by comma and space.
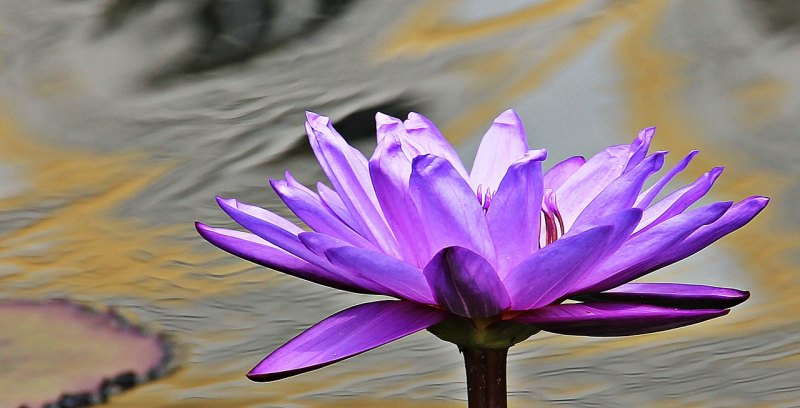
1, 1, 798, 406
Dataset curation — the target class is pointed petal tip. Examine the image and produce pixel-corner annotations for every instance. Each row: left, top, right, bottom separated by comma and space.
403, 112, 428, 129
305, 112, 332, 132
753, 195, 770, 206
194, 221, 212, 235
706, 201, 735, 220
269, 178, 287, 190
618, 207, 645, 224
411, 153, 439, 172
738, 195, 770, 214
526, 148, 548, 161
651, 151, 668, 167
215, 195, 236, 208
739, 289, 751, 303
494, 109, 521, 125
375, 112, 401, 125
246, 368, 265, 382
298, 232, 347, 257
375, 113, 404, 142
246, 365, 306, 383
639, 126, 656, 137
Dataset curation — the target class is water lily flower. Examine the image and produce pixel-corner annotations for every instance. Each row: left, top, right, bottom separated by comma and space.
197, 110, 767, 405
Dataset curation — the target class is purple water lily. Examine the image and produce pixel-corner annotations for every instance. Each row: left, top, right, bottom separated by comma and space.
197, 110, 766, 403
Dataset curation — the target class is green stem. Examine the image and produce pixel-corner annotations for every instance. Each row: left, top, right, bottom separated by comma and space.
462, 347, 508, 408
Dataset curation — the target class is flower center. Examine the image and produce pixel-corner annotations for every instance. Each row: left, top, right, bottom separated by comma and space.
540, 189, 565, 247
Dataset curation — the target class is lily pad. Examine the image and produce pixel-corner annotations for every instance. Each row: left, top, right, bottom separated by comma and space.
0, 299, 171, 408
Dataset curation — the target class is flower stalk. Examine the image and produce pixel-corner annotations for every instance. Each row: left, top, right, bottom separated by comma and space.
462, 347, 509, 408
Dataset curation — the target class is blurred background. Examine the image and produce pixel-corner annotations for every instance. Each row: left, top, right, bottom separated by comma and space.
1, 0, 798, 407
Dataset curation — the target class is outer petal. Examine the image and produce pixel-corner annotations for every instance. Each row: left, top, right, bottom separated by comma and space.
375, 113, 405, 144
272, 173, 375, 250
317, 182, 356, 228
574, 201, 733, 293
639, 196, 769, 275
247, 301, 448, 381
403, 112, 470, 178
469, 109, 529, 192
423, 246, 510, 318
504, 224, 616, 310
325, 245, 434, 304
623, 127, 656, 173
215, 197, 385, 294
543, 156, 585, 191
410, 155, 496, 265
196, 223, 366, 293
570, 152, 666, 233
635, 167, 724, 234
305, 112, 400, 257
513, 302, 728, 336
578, 283, 750, 309
635, 150, 699, 209
369, 130, 429, 267
216, 196, 313, 261
298, 231, 351, 257
486, 149, 546, 277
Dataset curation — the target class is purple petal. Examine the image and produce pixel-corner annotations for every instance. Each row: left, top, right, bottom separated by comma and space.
196, 223, 367, 293
504, 224, 616, 310
582, 283, 750, 309
513, 302, 728, 336
570, 152, 666, 233
305, 112, 400, 257
640, 196, 769, 275
486, 150, 547, 277
575, 201, 733, 293
623, 127, 656, 173
298, 231, 350, 257
403, 112, 469, 178
375, 112, 405, 144
317, 182, 357, 228
216, 196, 311, 260
410, 155, 496, 265
635, 150, 699, 209
423, 246, 510, 318
555, 145, 637, 230
469, 109, 529, 192
248, 301, 448, 381
271, 173, 376, 250
325, 245, 434, 304
543, 156, 585, 191
215, 196, 386, 294
369, 129, 429, 267
635, 167, 724, 234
